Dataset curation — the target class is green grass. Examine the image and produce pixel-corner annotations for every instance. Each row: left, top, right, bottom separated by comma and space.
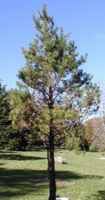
0, 150, 105, 200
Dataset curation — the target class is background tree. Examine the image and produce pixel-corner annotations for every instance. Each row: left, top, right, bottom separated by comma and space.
87, 117, 105, 152
9, 88, 41, 150
15, 6, 100, 200
0, 82, 12, 148
84, 119, 94, 147
10, 88, 83, 150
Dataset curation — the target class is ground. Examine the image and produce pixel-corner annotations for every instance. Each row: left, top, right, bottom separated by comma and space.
0, 150, 105, 200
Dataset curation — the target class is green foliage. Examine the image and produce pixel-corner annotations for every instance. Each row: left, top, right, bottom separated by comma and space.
65, 121, 85, 150
89, 143, 99, 152
9, 89, 33, 128
84, 119, 94, 145
17, 5, 100, 138
0, 82, 12, 148
65, 135, 80, 150
19, 6, 89, 97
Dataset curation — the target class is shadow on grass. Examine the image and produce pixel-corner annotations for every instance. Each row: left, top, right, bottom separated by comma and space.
85, 190, 105, 200
0, 167, 103, 199
0, 152, 46, 161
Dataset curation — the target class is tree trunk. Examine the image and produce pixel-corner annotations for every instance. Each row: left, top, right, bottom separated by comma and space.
48, 125, 56, 200
48, 87, 56, 200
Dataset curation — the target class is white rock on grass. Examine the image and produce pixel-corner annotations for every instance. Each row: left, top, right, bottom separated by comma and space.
99, 157, 105, 160
55, 156, 63, 163
55, 156, 67, 164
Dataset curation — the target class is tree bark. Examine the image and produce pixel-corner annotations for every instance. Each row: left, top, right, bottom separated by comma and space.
48, 123, 56, 200
48, 87, 56, 200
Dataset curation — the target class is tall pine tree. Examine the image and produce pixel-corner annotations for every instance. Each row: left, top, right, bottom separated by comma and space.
18, 6, 100, 200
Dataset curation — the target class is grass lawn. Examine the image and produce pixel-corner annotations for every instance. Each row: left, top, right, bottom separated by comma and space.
0, 150, 105, 200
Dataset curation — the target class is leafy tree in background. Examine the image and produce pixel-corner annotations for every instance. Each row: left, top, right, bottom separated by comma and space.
10, 87, 82, 150
0, 82, 12, 148
86, 117, 105, 152
9, 88, 41, 150
15, 6, 100, 200
84, 119, 94, 145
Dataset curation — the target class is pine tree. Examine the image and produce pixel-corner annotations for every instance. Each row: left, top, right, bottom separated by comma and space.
17, 6, 100, 200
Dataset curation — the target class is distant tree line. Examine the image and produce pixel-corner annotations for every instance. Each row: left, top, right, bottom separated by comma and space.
0, 81, 101, 152
0, 81, 82, 150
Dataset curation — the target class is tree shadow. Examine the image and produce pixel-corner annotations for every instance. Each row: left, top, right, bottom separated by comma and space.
0, 152, 46, 160
0, 168, 48, 199
56, 172, 103, 181
85, 190, 105, 200
0, 167, 103, 199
